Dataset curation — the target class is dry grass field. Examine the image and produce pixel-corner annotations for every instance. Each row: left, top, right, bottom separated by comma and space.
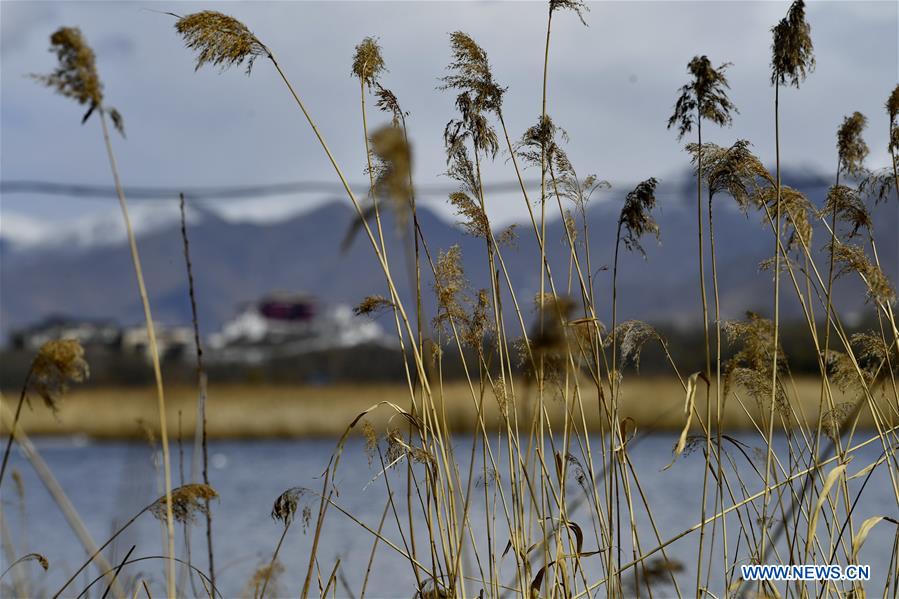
5, 377, 890, 439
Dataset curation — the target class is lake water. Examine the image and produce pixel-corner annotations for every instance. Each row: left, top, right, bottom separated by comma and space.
3, 433, 897, 598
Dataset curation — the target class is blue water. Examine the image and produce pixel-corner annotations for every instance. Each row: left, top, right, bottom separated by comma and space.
2, 434, 896, 598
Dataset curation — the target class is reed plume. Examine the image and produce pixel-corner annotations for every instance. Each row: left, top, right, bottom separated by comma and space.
352, 37, 386, 88
829, 242, 896, 305
516, 115, 569, 175
770, 0, 815, 88
688, 140, 773, 212
150, 483, 218, 524
355, 295, 395, 316
432, 245, 470, 334
885, 84, 899, 203
859, 86, 899, 206
444, 91, 500, 160
448, 191, 489, 239
889, 84, 899, 154
176, 11, 267, 74
374, 84, 406, 128
549, 0, 589, 25
26, 339, 90, 411
440, 32, 505, 116
668, 56, 737, 139
889, 85, 899, 125
612, 321, 662, 371
822, 184, 871, 239
837, 112, 869, 179
31, 27, 102, 109
0, 340, 88, 492
245, 561, 283, 599
723, 313, 788, 403
761, 186, 814, 251
370, 125, 413, 223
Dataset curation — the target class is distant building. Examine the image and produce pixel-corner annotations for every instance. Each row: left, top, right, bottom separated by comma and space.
209, 293, 386, 363
11, 316, 121, 351
121, 325, 194, 362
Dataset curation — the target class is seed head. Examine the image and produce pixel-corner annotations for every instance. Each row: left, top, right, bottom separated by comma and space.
821, 401, 855, 440
619, 178, 660, 256
516, 115, 569, 175
612, 320, 661, 371
754, 185, 813, 249
824, 350, 870, 394
361, 420, 378, 466
822, 184, 871, 238
440, 32, 505, 115
837, 112, 869, 178
729, 367, 789, 415
245, 561, 284, 599
859, 168, 894, 205
352, 37, 386, 87
887, 84, 899, 124
445, 92, 500, 159
725, 312, 786, 375
28, 339, 89, 411
668, 56, 737, 139
175, 11, 267, 75
370, 125, 413, 220
449, 191, 489, 239
432, 245, 471, 336
441, 33, 503, 159
724, 312, 789, 404
374, 84, 407, 128
851, 331, 893, 378
498, 224, 518, 248
150, 483, 217, 524
271, 487, 309, 527
563, 209, 578, 243
550, 0, 590, 25
354, 295, 394, 316
32, 27, 103, 108
530, 294, 576, 359
553, 155, 609, 215
445, 142, 481, 209
771, 0, 815, 88
690, 140, 773, 211
462, 289, 491, 352
830, 242, 895, 305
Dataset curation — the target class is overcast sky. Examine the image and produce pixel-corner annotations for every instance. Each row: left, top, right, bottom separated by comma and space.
1, 0, 896, 239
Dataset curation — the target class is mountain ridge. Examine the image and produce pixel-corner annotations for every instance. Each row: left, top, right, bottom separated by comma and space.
2, 170, 895, 341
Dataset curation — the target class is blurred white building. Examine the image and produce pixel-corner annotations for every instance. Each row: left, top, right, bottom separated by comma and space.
209, 294, 386, 363
121, 325, 194, 362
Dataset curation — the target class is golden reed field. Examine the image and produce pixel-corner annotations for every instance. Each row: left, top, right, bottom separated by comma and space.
6, 378, 889, 439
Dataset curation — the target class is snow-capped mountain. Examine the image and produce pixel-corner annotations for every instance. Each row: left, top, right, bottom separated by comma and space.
0, 202, 208, 252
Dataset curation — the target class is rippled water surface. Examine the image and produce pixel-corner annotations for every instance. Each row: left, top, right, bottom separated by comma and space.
3, 433, 896, 597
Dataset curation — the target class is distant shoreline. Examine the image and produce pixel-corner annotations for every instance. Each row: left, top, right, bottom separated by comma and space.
1, 377, 878, 439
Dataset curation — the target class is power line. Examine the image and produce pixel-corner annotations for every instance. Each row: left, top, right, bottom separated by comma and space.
0, 179, 548, 202
0, 173, 832, 203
